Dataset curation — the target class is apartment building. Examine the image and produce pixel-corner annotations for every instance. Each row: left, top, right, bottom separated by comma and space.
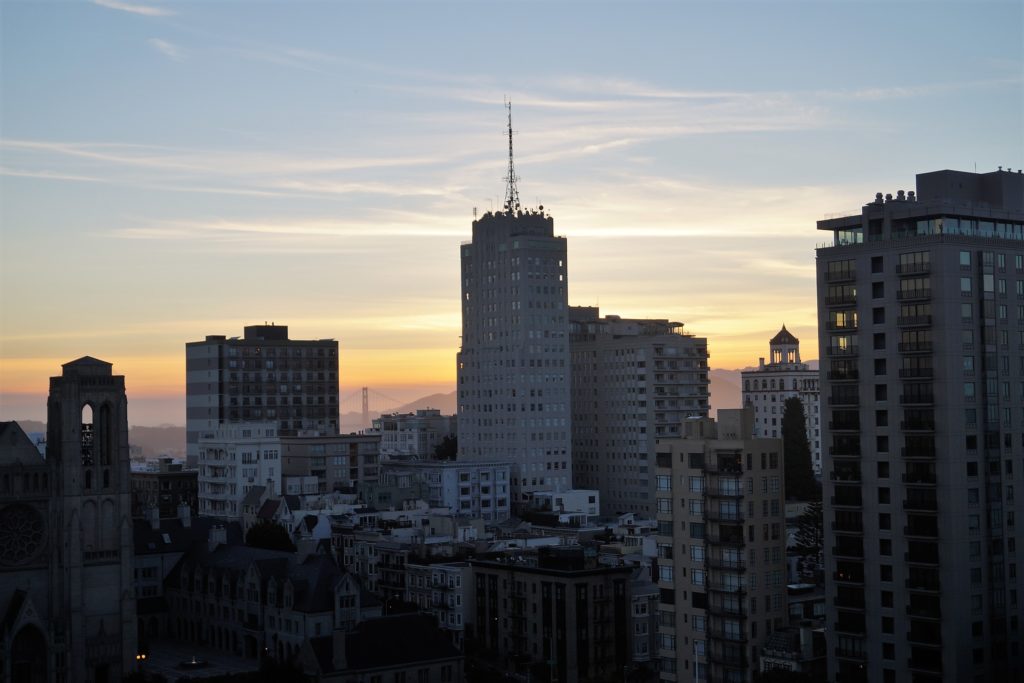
281, 432, 380, 495
197, 422, 281, 519
654, 409, 788, 682
817, 169, 1024, 683
186, 324, 339, 461
570, 306, 710, 516
376, 409, 456, 459
379, 459, 512, 522
470, 546, 633, 683
741, 326, 822, 474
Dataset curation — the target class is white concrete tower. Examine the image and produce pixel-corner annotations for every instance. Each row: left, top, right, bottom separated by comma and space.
457, 104, 571, 508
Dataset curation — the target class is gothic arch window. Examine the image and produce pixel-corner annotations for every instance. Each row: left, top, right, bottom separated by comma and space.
99, 403, 113, 466
81, 403, 94, 466
85, 470, 92, 490
103, 469, 110, 489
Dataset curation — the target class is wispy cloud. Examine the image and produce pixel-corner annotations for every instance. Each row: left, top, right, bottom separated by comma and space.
148, 38, 183, 62
93, 0, 174, 17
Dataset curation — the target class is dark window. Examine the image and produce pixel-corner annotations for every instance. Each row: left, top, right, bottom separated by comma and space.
873, 307, 885, 324
872, 256, 883, 273
873, 282, 885, 298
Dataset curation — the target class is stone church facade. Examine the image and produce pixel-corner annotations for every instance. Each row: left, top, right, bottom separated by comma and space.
0, 357, 138, 682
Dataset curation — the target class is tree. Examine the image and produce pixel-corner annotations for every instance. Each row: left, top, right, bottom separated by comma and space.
781, 397, 819, 501
245, 519, 296, 552
433, 434, 457, 460
793, 500, 824, 581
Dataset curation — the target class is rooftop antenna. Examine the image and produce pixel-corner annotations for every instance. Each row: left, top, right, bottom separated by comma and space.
503, 99, 521, 213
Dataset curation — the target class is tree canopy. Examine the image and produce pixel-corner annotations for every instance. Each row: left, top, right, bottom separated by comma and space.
433, 434, 457, 460
781, 397, 820, 501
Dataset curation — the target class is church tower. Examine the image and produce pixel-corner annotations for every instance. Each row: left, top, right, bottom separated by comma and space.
45, 357, 137, 682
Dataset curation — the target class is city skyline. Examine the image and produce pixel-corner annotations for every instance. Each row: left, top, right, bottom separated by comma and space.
2, 1, 1022, 425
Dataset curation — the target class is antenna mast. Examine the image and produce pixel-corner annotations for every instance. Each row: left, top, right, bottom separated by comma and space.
503, 99, 521, 213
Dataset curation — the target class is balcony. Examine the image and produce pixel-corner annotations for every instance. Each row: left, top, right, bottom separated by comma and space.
706, 509, 745, 523
831, 545, 865, 560
707, 600, 746, 617
706, 626, 748, 643
906, 604, 942, 620
834, 647, 867, 661
706, 579, 746, 594
828, 395, 861, 406
827, 369, 860, 381
826, 294, 857, 306
898, 342, 934, 353
831, 520, 864, 533
826, 270, 856, 283
706, 556, 746, 571
900, 419, 936, 432
904, 525, 939, 539
900, 394, 935, 406
902, 471, 936, 484
705, 530, 745, 547
901, 446, 936, 458
833, 570, 864, 584
905, 576, 941, 593
829, 419, 861, 432
903, 497, 938, 512
908, 656, 942, 673
897, 261, 931, 275
705, 482, 744, 498
707, 648, 747, 668
898, 367, 934, 379
827, 321, 859, 332
830, 443, 862, 457
896, 289, 931, 301
827, 346, 859, 357
897, 315, 932, 327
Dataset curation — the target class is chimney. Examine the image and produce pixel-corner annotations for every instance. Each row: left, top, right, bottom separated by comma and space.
177, 501, 192, 528
332, 629, 348, 670
208, 524, 227, 552
146, 505, 159, 531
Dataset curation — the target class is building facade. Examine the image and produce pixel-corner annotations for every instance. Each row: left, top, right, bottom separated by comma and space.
376, 409, 456, 460
654, 409, 788, 683
405, 561, 472, 649
281, 432, 380, 495
185, 324, 339, 461
379, 460, 512, 522
570, 306, 710, 516
197, 422, 282, 520
817, 169, 1024, 683
0, 358, 139, 683
470, 546, 633, 683
130, 457, 198, 520
741, 326, 822, 474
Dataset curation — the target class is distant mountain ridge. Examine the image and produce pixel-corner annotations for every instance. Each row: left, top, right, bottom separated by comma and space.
12, 366, 814, 455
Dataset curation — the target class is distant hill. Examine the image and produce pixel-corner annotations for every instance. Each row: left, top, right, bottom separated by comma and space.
11, 420, 186, 458
709, 369, 742, 415
339, 391, 457, 433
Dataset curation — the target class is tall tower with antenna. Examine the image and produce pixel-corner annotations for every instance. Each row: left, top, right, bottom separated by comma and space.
457, 103, 572, 512
503, 100, 520, 213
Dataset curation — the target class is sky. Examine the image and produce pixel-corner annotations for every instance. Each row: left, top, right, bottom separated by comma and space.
1, 0, 1022, 425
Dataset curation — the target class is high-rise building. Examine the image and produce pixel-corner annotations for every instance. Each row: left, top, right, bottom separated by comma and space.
817, 169, 1024, 683
0, 358, 139, 682
457, 107, 571, 507
570, 306, 710, 516
741, 326, 822, 473
654, 409, 788, 683
185, 324, 339, 461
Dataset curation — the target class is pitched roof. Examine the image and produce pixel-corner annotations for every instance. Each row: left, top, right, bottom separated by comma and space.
241, 485, 266, 508
62, 356, 112, 368
770, 325, 799, 345
257, 499, 281, 520
0, 422, 44, 466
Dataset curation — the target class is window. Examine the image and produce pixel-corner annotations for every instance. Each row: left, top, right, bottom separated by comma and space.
962, 277, 973, 293
961, 251, 972, 267
873, 282, 884, 298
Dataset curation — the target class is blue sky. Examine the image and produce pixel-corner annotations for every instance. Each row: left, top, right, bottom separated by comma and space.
1, 0, 1021, 424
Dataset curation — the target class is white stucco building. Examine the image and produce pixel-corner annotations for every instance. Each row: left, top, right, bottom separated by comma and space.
198, 422, 282, 519
741, 326, 822, 474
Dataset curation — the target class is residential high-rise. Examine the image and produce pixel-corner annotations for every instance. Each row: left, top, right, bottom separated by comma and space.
570, 306, 710, 516
1, 358, 139, 682
817, 169, 1024, 683
741, 326, 822, 473
654, 409, 788, 683
185, 324, 339, 461
457, 107, 571, 507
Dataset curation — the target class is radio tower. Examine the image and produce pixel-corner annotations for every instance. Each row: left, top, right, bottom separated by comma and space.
503, 100, 521, 213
